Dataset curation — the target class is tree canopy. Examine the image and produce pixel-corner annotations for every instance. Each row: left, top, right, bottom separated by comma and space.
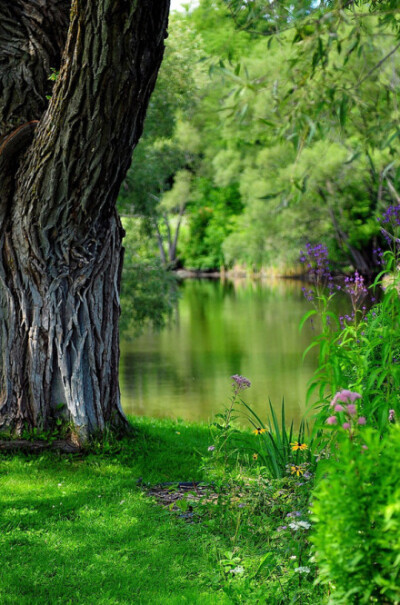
121, 0, 400, 275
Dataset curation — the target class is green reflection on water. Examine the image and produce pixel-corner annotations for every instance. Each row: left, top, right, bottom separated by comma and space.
120, 277, 324, 427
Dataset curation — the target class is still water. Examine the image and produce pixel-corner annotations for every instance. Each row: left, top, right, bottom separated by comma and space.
120, 278, 322, 427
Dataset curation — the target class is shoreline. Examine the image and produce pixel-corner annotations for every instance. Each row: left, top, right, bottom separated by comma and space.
175, 268, 306, 280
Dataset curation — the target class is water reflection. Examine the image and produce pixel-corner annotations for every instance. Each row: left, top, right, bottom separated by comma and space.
119, 277, 328, 427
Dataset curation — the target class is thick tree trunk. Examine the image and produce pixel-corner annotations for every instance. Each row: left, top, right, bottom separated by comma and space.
0, 0, 170, 440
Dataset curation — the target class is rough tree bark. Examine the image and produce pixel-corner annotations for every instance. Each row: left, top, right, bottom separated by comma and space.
0, 0, 170, 441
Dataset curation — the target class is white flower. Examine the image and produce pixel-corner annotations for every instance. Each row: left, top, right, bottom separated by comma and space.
295, 566, 310, 574
229, 566, 244, 575
290, 555, 297, 560
289, 520, 311, 530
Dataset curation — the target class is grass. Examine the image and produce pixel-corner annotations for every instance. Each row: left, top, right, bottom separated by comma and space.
0, 417, 232, 604
0, 416, 320, 604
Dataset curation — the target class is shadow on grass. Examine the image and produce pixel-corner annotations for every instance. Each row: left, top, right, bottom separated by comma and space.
0, 417, 231, 604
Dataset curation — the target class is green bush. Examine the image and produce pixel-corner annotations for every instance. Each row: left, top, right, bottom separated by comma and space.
311, 426, 400, 604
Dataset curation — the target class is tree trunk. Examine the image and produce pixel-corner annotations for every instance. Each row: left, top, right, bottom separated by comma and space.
0, 0, 170, 440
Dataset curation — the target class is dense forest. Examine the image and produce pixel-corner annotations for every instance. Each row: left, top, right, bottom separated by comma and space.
119, 0, 400, 306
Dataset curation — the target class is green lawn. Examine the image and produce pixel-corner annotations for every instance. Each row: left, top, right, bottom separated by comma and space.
0, 418, 233, 604
0, 417, 320, 604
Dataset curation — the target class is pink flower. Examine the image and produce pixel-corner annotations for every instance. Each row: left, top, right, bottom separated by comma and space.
358, 417, 367, 425
389, 409, 395, 422
330, 394, 339, 407
342, 422, 351, 430
334, 404, 345, 412
347, 404, 357, 416
361, 445, 368, 450
331, 389, 362, 406
326, 416, 338, 425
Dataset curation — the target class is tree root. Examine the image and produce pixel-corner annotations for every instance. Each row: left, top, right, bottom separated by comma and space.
0, 439, 81, 454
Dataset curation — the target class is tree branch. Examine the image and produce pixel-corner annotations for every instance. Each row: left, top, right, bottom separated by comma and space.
357, 41, 400, 87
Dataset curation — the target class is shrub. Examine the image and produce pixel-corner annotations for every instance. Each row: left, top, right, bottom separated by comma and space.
311, 426, 400, 604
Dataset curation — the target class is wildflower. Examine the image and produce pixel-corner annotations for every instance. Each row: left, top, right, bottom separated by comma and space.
299, 243, 333, 289
331, 390, 361, 406
347, 404, 357, 416
303, 471, 312, 479
389, 409, 396, 423
334, 404, 345, 412
252, 453, 258, 460
231, 374, 251, 390
290, 465, 304, 477
342, 422, 351, 430
286, 511, 301, 518
277, 526, 287, 532
290, 555, 297, 560
289, 521, 311, 531
358, 417, 367, 425
295, 566, 311, 574
291, 441, 308, 451
326, 416, 337, 425
208, 445, 215, 452
229, 566, 244, 575
253, 427, 267, 435
361, 445, 368, 451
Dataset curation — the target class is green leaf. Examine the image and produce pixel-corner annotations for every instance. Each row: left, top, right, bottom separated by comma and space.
299, 309, 317, 332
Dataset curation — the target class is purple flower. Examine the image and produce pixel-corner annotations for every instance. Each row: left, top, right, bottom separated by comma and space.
334, 404, 345, 412
358, 417, 367, 425
380, 204, 400, 227
342, 422, 351, 430
389, 409, 396, 423
208, 445, 215, 452
301, 287, 314, 302
286, 511, 302, 518
230, 374, 251, 390
342, 272, 368, 313
326, 416, 338, 425
299, 243, 334, 289
277, 526, 287, 532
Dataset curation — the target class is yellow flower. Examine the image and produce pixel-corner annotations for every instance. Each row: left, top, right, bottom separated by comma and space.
252, 427, 266, 435
252, 453, 258, 460
290, 465, 305, 477
291, 441, 308, 451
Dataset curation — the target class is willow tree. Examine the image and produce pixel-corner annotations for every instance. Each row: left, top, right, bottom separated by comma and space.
0, 0, 170, 441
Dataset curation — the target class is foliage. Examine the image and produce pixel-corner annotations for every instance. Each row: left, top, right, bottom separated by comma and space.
300, 241, 400, 434
115, 0, 400, 273
181, 179, 243, 270
311, 426, 400, 604
0, 415, 326, 604
120, 217, 178, 336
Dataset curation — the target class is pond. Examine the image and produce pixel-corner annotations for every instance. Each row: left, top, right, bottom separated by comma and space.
119, 277, 327, 428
